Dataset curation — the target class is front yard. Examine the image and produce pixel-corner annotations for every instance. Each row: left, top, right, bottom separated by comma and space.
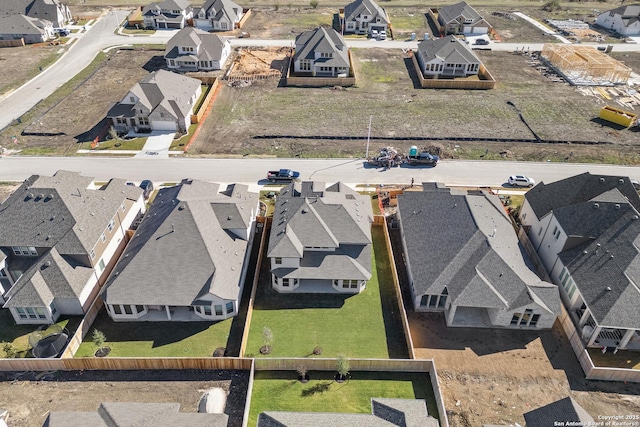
245, 225, 408, 359
73, 310, 233, 357
247, 370, 438, 427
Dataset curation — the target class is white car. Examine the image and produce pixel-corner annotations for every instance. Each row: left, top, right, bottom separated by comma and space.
378, 30, 387, 40
370, 29, 378, 39
508, 175, 535, 187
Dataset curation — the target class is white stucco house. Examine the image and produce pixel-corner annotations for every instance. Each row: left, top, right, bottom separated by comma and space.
106, 69, 202, 134
102, 180, 259, 322
520, 173, 640, 351
165, 27, 231, 71
596, 4, 640, 37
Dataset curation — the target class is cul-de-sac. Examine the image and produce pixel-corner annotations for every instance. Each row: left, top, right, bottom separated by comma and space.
1, 0, 640, 426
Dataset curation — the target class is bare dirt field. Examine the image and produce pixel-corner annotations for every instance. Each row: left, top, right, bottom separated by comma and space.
0, 46, 64, 97
0, 370, 249, 427
192, 47, 640, 164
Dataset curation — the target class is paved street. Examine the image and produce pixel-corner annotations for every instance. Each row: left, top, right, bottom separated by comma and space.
0, 157, 638, 187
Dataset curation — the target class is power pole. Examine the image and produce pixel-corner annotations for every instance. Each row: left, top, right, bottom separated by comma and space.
365, 115, 373, 159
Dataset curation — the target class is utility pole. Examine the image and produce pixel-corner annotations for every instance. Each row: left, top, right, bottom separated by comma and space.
365, 115, 372, 159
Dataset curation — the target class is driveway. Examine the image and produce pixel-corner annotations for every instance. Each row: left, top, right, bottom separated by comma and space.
135, 132, 175, 158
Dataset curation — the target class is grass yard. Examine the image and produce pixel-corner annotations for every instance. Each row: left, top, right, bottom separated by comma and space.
247, 370, 438, 427
245, 226, 407, 359
79, 137, 147, 151
0, 310, 81, 358
74, 310, 233, 357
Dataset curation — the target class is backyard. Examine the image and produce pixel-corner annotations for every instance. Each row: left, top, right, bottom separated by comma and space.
245, 225, 408, 359
247, 370, 438, 426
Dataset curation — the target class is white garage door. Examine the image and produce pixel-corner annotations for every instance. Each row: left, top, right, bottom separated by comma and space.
151, 120, 177, 131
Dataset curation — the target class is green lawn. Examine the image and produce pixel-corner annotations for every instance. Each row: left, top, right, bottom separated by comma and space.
245, 226, 407, 359
74, 310, 233, 357
248, 370, 438, 427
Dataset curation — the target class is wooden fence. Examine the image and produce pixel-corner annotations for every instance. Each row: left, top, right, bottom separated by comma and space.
409, 50, 496, 90
0, 39, 25, 48
516, 226, 551, 282
239, 216, 270, 357
190, 80, 218, 124
60, 297, 104, 359
376, 216, 416, 359
237, 8, 252, 29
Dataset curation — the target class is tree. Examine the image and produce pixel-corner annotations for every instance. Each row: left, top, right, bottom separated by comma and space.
2, 342, 17, 358
310, 0, 319, 9
92, 329, 106, 350
261, 326, 273, 354
336, 354, 350, 381
296, 364, 309, 382
542, 0, 561, 12
108, 126, 119, 141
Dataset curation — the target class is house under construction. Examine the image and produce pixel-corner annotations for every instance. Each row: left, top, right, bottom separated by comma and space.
540, 44, 631, 86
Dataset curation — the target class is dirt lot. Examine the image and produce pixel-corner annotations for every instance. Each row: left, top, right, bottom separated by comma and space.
0, 370, 249, 427
0, 46, 64, 97
192, 47, 640, 164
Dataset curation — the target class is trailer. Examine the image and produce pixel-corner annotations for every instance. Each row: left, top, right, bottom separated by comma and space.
599, 105, 638, 128
406, 146, 439, 166
367, 147, 403, 167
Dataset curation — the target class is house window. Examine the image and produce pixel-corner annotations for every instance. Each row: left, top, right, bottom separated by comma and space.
50, 302, 57, 316
320, 52, 333, 58
428, 295, 437, 308
319, 66, 331, 72
123, 305, 133, 315
214, 305, 223, 316
0, 269, 5, 277
226, 302, 234, 314
101, 233, 106, 242
538, 227, 543, 235
135, 305, 144, 313
108, 218, 115, 232
139, 117, 150, 126
554, 228, 561, 239
17, 307, 47, 320
420, 295, 428, 306
203, 305, 212, 316
99, 259, 106, 272
282, 278, 290, 287
438, 287, 448, 308
116, 118, 126, 124
510, 314, 520, 325
530, 314, 540, 327
112, 305, 122, 315
169, 60, 175, 66
129, 96, 135, 102
300, 61, 311, 71
90, 250, 96, 260
12, 246, 37, 256
274, 257, 282, 265
221, 22, 228, 30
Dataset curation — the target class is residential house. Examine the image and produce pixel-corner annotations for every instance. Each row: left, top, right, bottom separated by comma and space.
596, 4, 640, 37
193, 0, 244, 32
520, 173, 640, 351
0, 14, 54, 44
415, 35, 482, 78
165, 27, 231, 72
268, 181, 373, 294
523, 397, 594, 426
45, 402, 228, 426
258, 398, 438, 427
102, 179, 258, 322
106, 69, 202, 134
0, 0, 72, 28
342, 0, 389, 36
437, 1, 491, 35
142, 0, 193, 29
397, 183, 560, 329
293, 27, 350, 77
0, 171, 145, 325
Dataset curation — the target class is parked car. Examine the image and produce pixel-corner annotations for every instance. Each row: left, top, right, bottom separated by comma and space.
139, 180, 154, 199
474, 38, 490, 45
370, 29, 379, 39
508, 175, 535, 187
378, 30, 387, 40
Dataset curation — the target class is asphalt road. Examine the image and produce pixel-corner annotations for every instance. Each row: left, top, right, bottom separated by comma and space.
1, 157, 638, 187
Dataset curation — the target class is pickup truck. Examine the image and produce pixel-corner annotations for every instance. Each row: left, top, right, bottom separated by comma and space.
267, 169, 300, 183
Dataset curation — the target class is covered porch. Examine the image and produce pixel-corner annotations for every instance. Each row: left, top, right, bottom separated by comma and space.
447, 306, 493, 328
575, 305, 640, 351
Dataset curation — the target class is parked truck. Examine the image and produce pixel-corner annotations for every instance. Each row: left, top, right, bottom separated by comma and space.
406, 146, 439, 166
599, 105, 638, 129
267, 169, 300, 183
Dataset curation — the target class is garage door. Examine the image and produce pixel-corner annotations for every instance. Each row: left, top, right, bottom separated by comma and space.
151, 120, 177, 131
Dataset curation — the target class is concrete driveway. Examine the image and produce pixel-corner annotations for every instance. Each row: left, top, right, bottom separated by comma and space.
135, 132, 175, 158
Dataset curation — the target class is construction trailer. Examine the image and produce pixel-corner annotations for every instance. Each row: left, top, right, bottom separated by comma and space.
599, 105, 638, 128
540, 44, 631, 86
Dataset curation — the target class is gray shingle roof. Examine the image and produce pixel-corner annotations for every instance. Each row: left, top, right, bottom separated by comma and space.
165, 27, 228, 62
0, 0, 68, 24
46, 402, 228, 427
524, 172, 640, 220
294, 27, 349, 68
258, 398, 437, 427
267, 182, 372, 281
0, 14, 49, 35
437, 1, 483, 25
199, 0, 243, 22
416, 35, 480, 65
103, 180, 257, 306
344, 0, 388, 24
398, 186, 560, 313
524, 397, 594, 426
143, 0, 192, 14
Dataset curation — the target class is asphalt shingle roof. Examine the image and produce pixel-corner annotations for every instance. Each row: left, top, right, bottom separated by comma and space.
344, 0, 388, 24
165, 27, 228, 62
103, 180, 257, 306
524, 397, 594, 426
294, 27, 349, 68
0, 14, 49, 35
416, 35, 480, 65
437, 1, 483, 25
198, 0, 243, 23
398, 186, 559, 313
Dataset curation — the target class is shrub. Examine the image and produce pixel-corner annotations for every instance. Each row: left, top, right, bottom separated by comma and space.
92, 329, 106, 349
310, 0, 319, 8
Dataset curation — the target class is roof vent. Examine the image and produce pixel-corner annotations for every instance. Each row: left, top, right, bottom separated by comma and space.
615, 204, 620, 209
634, 215, 639, 220
178, 204, 185, 210
46, 235, 51, 240
50, 215, 55, 221
594, 203, 599, 209
619, 178, 624, 184
48, 193, 54, 199
599, 177, 605, 183
27, 193, 34, 199
44, 261, 51, 267
606, 286, 612, 291
38, 193, 44, 199
171, 223, 175, 232
302, 209, 308, 214
583, 250, 588, 254
227, 215, 232, 220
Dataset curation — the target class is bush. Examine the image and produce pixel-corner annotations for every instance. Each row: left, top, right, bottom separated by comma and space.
310, 0, 319, 8
92, 329, 106, 349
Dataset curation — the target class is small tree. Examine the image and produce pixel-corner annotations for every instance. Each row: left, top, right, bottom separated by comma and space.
92, 329, 106, 350
336, 354, 350, 381
310, 0, 319, 9
542, 0, 561, 12
3, 342, 17, 358
261, 326, 273, 354
108, 126, 119, 141
296, 364, 308, 382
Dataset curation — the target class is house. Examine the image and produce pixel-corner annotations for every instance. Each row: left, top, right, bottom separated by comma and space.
45, 402, 228, 426
397, 183, 560, 329
193, 0, 244, 32
596, 4, 640, 37
293, 27, 350, 77
0, 171, 145, 325
142, 0, 193, 29
523, 397, 594, 426
342, 0, 389, 36
415, 35, 482, 78
0, 14, 54, 44
102, 179, 258, 322
267, 181, 373, 294
106, 69, 202, 134
437, 1, 491, 35
0, 0, 72, 29
165, 27, 231, 72
258, 398, 438, 427
520, 173, 640, 351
